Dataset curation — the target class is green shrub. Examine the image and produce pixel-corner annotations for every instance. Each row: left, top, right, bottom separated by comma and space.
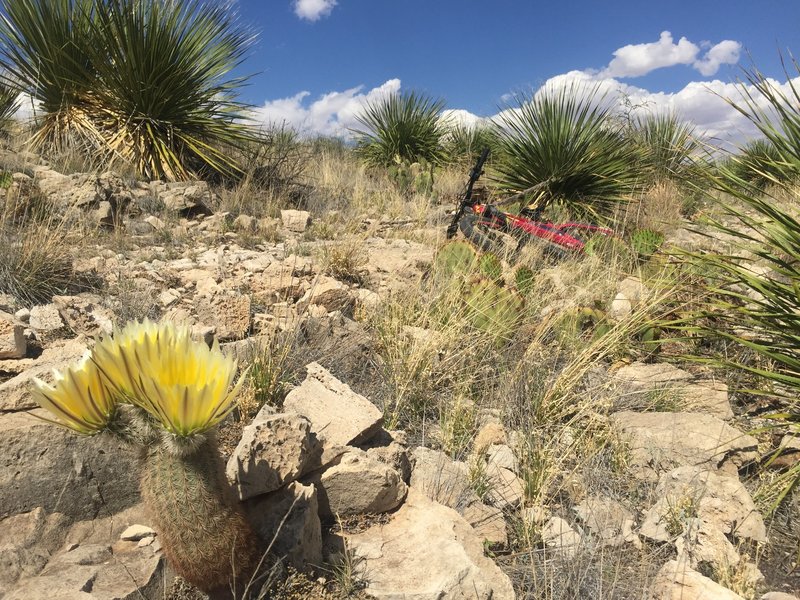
0, 0, 256, 180
491, 83, 640, 221
631, 112, 700, 183
353, 90, 447, 167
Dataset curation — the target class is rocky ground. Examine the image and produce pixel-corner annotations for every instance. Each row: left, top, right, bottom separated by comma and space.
1, 159, 799, 599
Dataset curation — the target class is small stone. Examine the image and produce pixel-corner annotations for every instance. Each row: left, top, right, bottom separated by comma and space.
120, 525, 155, 542
485, 463, 524, 509
0, 311, 26, 359
137, 536, 154, 547
541, 517, 582, 558
281, 209, 311, 233
29, 304, 64, 331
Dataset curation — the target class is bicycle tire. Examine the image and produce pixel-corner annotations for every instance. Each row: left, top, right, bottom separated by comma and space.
458, 212, 508, 253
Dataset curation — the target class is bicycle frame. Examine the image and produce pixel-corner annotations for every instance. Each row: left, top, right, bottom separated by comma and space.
469, 203, 614, 253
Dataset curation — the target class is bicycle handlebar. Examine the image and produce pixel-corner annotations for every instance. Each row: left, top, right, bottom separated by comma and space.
446, 147, 490, 239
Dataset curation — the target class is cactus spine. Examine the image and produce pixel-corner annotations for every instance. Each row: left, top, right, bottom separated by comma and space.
140, 436, 258, 594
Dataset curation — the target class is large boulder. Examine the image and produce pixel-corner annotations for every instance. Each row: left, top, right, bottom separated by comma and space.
0, 411, 140, 521
346, 489, 515, 599
651, 559, 745, 600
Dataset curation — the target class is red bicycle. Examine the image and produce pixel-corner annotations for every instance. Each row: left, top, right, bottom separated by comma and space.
446, 148, 614, 258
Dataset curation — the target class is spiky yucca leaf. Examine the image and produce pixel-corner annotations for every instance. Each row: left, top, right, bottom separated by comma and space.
633, 112, 700, 182
492, 83, 639, 221
31, 352, 117, 434
0, 81, 19, 133
93, 319, 244, 438
353, 90, 448, 167
727, 138, 789, 189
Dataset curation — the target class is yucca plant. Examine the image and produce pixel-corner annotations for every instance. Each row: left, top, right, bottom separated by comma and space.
0, 80, 19, 134
352, 90, 448, 167
726, 138, 789, 190
442, 120, 497, 165
632, 111, 700, 183
0, 0, 256, 180
491, 83, 640, 221
683, 57, 800, 510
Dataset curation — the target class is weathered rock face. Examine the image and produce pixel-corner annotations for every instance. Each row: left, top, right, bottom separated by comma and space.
283, 362, 383, 466
245, 481, 322, 570
409, 447, 508, 546
51, 295, 115, 338
0, 311, 26, 359
541, 516, 583, 558
346, 489, 515, 600
194, 291, 251, 341
640, 466, 767, 544
156, 180, 214, 216
310, 449, 407, 519
651, 559, 746, 600
226, 411, 321, 501
610, 411, 758, 479
280, 209, 311, 233
297, 276, 354, 315
0, 411, 140, 521
573, 495, 639, 548
34, 169, 133, 227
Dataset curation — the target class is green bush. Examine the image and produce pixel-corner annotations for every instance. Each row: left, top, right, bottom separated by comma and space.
631, 112, 700, 183
0, 0, 256, 180
353, 90, 447, 167
491, 83, 640, 221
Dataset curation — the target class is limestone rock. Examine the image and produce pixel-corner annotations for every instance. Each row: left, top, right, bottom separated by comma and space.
245, 481, 322, 569
226, 411, 321, 501
0, 310, 26, 359
640, 466, 767, 544
486, 444, 518, 473
674, 518, 741, 573
362, 430, 411, 482
473, 422, 507, 453
541, 516, 583, 558
573, 495, 639, 548
159, 180, 214, 216
283, 362, 383, 466
194, 291, 251, 341
119, 525, 155, 542
761, 594, 800, 600
311, 449, 407, 519
51, 295, 114, 337
0, 411, 140, 520
281, 209, 311, 233
297, 276, 354, 314
651, 559, 746, 600
680, 380, 734, 420
29, 304, 65, 331
410, 447, 507, 545
346, 489, 515, 599
485, 463, 525, 509
610, 411, 758, 479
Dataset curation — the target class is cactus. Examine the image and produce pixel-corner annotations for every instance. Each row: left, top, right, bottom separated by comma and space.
435, 240, 478, 278
140, 437, 258, 593
0, 171, 11, 189
390, 156, 435, 195
630, 228, 664, 260
478, 252, 503, 283
464, 278, 525, 337
31, 320, 260, 595
514, 265, 536, 296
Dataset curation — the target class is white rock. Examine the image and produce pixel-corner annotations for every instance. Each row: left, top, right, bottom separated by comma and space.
29, 304, 64, 331
346, 489, 515, 599
281, 209, 311, 233
120, 524, 155, 541
0, 311, 26, 359
651, 559, 746, 600
541, 517, 582, 558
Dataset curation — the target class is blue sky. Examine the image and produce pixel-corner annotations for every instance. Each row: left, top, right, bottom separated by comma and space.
234, 0, 799, 145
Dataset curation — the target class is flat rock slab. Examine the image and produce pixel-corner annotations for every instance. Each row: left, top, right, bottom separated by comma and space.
283, 362, 382, 466
610, 411, 758, 480
346, 489, 515, 600
0, 411, 140, 521
0, 311, 26, 359
640, 465, 767, 544
651, 559, 745, 600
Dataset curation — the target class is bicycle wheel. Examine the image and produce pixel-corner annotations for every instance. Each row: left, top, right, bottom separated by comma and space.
458, 212, 513, 253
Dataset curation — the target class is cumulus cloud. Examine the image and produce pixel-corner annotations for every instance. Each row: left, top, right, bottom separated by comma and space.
598, 31, 740, 78
293, 0, 337, 22
250, 78, 400, 137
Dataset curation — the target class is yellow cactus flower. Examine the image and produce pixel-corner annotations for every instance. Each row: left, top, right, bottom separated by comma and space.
31, 352, 116, 434
93, 320, 243, 437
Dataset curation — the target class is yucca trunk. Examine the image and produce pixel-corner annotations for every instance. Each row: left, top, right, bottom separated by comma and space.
139, 436, 258, 595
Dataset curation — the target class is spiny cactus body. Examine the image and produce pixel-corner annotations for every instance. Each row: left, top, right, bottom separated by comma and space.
630, 228, 665, 260
464, 278, 525, 337
140, 437, 259, 593
435, 240, 478, 277
478, 252, 503, 283
514, 265, 536, 295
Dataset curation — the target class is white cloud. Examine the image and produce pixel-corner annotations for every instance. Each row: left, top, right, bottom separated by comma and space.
293, 0, 337, 22
250, 78, 400, 137
598, 31, 740, 78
